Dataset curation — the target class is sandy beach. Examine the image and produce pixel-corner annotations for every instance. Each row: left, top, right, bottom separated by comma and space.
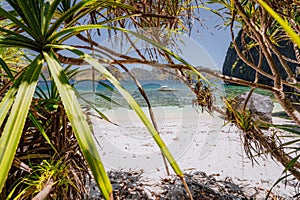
91, 104, 297, 198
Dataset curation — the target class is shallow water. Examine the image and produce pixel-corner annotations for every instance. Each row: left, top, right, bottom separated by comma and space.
37, 79, 274, 108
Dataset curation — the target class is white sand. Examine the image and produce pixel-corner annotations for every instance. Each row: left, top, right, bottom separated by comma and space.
91, 105, 297, 198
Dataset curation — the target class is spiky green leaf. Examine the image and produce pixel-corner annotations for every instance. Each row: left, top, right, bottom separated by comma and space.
0, 55, 43, 193
258, 0, 300, 47
43, 50, 113, 199
60, 46, 184, 177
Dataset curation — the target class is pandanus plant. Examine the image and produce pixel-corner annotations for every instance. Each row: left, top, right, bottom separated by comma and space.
0, 0, 205, 199
208, 0, 300, 192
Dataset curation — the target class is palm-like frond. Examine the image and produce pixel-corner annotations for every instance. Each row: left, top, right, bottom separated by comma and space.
0, 0, 203, 198
43, 50, 113, 198
0, 55, 43, 192
0, 1, 113, 198
258, 0, 300, 47
69, 46, 185, 176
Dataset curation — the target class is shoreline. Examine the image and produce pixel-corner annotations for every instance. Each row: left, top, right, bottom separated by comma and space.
91, 104, 297, 198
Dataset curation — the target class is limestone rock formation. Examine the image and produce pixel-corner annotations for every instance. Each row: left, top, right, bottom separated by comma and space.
222, 31, 298, 86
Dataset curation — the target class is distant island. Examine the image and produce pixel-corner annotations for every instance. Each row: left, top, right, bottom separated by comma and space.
72, 66, 177, 81
39, 65, 221, 82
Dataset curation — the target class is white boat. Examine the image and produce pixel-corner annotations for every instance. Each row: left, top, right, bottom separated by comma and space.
157, 85, 177, 91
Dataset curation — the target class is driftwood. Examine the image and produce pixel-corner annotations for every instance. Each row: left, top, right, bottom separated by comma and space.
32, 179, 54, 200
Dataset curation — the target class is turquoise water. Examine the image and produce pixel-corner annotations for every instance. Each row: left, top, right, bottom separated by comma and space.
37, 80, 274, 108
224, 85, 274, 99
77, 80, 195, 108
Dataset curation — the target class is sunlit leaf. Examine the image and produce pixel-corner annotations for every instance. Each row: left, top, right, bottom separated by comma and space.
43, 50, 113, 199
0, 55, 43, 193
55, 45, 184, 178
258, 0, 300, 47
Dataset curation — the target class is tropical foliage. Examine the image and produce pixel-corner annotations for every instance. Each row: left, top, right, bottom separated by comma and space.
207, 0, 300, 188
0, 0, 203, 199
0, 0, 300, 199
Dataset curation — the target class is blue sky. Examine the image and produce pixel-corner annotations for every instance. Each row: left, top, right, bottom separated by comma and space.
0, 0, 232, 71
149, 4, 233, 71
97, 17, 232, 72
187, 3, 232, 70
191, 22, 232, 70
175, 24, 231, 70
68, 1, 233, 71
